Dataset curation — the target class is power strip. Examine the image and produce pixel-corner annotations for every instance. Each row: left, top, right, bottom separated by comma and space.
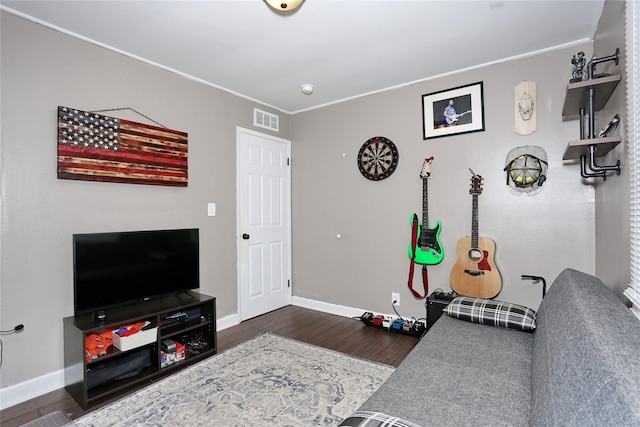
360, 312, 426, 337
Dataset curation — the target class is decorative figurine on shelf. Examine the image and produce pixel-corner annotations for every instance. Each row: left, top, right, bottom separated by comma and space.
570, 51, 585, 83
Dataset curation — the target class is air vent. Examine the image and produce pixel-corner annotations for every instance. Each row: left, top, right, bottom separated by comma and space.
254, 108, 279, 132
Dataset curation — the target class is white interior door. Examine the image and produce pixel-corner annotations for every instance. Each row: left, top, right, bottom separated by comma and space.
237, 127, 291, 321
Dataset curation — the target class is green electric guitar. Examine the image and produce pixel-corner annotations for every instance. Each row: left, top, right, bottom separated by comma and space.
408, 158, 444, 265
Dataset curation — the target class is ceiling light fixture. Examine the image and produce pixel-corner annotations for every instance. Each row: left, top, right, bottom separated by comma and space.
264, 0, 304, 12
301, 84, 314, 95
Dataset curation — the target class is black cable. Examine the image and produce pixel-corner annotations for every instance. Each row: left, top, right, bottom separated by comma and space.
0, 325, 24, 368
0, 324, 24, 334
391, 302, 404, 320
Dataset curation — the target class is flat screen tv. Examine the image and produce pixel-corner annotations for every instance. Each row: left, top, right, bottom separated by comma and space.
73, 228, 200, 315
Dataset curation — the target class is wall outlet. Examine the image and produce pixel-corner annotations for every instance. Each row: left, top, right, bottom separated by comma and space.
392, 292, 400, 306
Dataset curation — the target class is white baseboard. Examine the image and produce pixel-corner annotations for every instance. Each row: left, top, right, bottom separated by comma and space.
216, 312, 241, 331
292, 296, 400, 323
291, 296, 368, 319
0, 369, 65, 411
0, 300, 373, 411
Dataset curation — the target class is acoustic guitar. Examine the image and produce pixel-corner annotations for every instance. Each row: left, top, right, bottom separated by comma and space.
449, 171, 502, 298
408, 158, 444, 265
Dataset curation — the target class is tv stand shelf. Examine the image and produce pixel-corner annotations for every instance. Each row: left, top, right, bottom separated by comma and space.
63, 291, 216, 409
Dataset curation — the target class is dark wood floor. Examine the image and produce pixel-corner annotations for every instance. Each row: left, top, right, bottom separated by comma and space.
0, 305, 419, 427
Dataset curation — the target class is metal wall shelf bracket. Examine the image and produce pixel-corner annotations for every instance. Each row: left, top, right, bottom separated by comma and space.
580, 155, 606, 179
579, 145, 621, 180
587, 48, 619, 80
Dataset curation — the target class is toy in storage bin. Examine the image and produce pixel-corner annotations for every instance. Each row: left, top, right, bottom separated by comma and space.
161, 339, 186, 368
111, 321, 158, 351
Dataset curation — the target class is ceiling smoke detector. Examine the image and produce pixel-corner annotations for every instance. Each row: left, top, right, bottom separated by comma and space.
301, 84, 314, 95
265, 0, 304, 12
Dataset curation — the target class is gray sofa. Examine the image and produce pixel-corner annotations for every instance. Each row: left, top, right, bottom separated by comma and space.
343, 268, 640, 426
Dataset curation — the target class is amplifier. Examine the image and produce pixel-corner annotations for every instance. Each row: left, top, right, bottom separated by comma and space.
426, 292, 456, 331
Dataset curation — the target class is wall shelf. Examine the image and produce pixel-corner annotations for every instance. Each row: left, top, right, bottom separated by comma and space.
561, 50, 621, 180
561, 74, 621, 118
562, 136, 621, 160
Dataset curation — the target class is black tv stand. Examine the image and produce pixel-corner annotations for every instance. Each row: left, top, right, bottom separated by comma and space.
174, 290, 197, 302
63, 291, 216, 409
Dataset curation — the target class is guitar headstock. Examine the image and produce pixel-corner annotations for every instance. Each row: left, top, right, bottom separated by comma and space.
420, 156, 434, 179
469, 169, 483, 195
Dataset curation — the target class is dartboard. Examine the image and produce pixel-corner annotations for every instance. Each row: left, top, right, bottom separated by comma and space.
357, 136, 399, 181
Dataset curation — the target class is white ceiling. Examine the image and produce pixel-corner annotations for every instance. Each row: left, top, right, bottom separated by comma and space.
1, 0, 606, 114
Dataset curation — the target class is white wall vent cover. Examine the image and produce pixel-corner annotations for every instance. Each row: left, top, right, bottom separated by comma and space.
254, 108, 279, 132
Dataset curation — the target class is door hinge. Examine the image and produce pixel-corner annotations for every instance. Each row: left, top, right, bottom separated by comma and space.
287, 157, 290, 166
288, 279, 291, 288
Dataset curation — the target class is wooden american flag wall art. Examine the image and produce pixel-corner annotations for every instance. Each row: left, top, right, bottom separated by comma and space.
57, 106, 188, 187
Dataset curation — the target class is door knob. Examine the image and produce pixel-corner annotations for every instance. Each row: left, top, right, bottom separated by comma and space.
242, 233, 250, 240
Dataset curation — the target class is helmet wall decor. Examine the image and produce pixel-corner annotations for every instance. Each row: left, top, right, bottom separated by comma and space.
504, 145, 548, 195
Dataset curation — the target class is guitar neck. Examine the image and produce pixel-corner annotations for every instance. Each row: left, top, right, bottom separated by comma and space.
471, 193, 479, 248
422, 178, 429, 229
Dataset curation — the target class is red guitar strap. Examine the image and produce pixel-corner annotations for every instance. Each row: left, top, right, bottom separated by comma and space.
408, 214, 429, 299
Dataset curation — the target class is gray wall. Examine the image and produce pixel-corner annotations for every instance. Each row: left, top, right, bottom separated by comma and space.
0, 12, 288, 388
290, 44, 598, 319
593, 0, 629, 295
1, 1, 630, 394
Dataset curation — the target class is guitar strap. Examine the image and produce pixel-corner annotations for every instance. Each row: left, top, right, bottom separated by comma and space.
408, 214, 429, 299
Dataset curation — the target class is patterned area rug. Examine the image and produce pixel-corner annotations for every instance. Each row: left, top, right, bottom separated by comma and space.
74, 332, 394, 426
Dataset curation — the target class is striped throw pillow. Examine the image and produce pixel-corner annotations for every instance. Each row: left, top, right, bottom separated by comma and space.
444, 297, 537, 332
